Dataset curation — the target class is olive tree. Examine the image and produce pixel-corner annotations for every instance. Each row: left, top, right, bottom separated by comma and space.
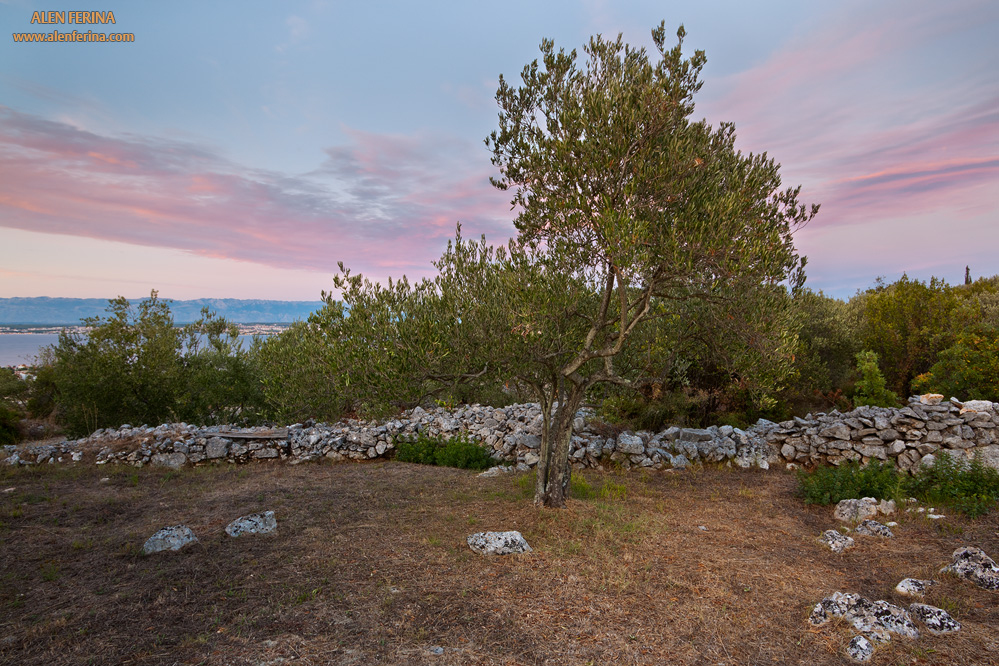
308, 23, 815, 508
482, 23, 816, 506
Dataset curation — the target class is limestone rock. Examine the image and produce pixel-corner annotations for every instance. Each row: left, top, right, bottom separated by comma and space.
820, 530, 855, 553
206, 437, 229, 459
895, 578, 936, 598
919, 394, 944, 406
477, 465, 516, 478
143, 525, 198, 554
908, 603, 961, 634
616, 433, 645, 455
959, 400, 994, 415
941, 546, 999, 590
150, 452, 186, 469
834, 498, 878, 523
225, 511, 277, 538
467, 531, 532, 556
854, 519, 894, 539
809, 591, 918, 640
847, 634, 874, 662
819, 423, 851, 440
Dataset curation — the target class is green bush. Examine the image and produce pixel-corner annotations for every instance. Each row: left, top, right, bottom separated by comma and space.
911, 327, 999, 402
0, 404, 21, 445
49, 292, 266, 436
906, 452, 999, 518
433, 433, 495, 470
798, 460, 905, 506
799, 453, 999, 517
395, 432, 439, 465
852, 350, 900, 408
395, 432, 495, 470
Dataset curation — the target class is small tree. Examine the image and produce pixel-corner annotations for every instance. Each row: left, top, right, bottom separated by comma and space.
52, 291, 185, 434
50, 292, 263, 435
852, 350, 899, 408
483, 23, 816, 506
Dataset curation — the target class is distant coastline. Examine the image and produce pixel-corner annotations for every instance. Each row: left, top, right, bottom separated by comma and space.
0, 297, 325, 325
0, 323, 291, 336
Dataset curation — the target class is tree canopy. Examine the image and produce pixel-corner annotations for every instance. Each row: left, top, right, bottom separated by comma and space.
479, 23, 816, 505
289, 23, 817, 507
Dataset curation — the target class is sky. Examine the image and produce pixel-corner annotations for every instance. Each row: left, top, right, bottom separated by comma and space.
0, 0, 996, 302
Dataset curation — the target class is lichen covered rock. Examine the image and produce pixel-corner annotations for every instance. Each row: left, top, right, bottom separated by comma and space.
466, 531, 532, 556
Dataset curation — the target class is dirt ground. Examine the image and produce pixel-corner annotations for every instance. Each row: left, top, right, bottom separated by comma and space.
1, 459, 997, 665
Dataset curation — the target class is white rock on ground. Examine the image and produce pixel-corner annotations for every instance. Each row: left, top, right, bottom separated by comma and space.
809, 591, 919, 641
854, 519, 894, 539
941, 546, 999, 590
847, 634, 874, 662
820, 530, 855, 553
225, 511, 277, 538
908, 603, 961, 634
143, 525, 198, 554
894, 578, 936, 598
466, 531, 532, 555
834, 498, 878, 523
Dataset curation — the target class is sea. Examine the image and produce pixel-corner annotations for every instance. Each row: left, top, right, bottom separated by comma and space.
0, 334, 264, 367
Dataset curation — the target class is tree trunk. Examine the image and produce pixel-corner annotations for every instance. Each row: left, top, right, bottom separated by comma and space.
534, 386, 585, 508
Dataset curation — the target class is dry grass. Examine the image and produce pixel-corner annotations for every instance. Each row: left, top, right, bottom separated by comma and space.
0, 460, 997, 665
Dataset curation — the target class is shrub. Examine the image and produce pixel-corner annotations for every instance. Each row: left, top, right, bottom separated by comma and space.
799, 453, 999, 518
433, 433, 495, 470
851, 350, 900, 408
49, 293, 265, 436
906, 452, 999, 518
911, 327, 999, 402
395, 432, 494, 470
798, 460, 905, 506
394, 432, 439, 466
0, 404, 21, 445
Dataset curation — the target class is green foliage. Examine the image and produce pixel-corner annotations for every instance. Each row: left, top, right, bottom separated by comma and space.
912, 327, 999, 402
178, 308, 266, 425
48, 292, 265, 436
569, 473, 594, 499
855, 275, 971, 396
598, 392, 680, 431
0, 368, 28, 444
599, 480, 628, 501
394, 432, 438, 466
569, 474, 628, 501
799, 453, 999, 518
0, 404, 21, 445
851, 351, 900, 408
906, 452, 999, 518
292, 22, 813, 507
434, 434, 496, 470
783, 289, 860, 412
798, 460, 906, 506
394, 432, 495, 470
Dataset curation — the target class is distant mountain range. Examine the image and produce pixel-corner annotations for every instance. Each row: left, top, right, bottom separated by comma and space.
0, 297, 326, 325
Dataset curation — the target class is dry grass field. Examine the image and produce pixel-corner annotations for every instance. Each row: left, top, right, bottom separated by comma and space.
1, 459, 997, 665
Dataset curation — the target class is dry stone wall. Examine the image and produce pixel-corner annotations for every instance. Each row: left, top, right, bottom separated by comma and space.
768, 395, 999, 472
4, 395, 999, 473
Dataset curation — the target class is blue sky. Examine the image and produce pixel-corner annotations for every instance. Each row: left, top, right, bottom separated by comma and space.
1, 0, 996, 300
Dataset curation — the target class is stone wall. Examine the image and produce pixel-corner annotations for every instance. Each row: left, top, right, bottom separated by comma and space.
4, 395, 998, 473
767, 395, 999, 472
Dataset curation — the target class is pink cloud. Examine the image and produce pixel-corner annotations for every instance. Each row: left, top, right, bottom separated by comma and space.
700, 0, 998, 235
0, 107, 516, 283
